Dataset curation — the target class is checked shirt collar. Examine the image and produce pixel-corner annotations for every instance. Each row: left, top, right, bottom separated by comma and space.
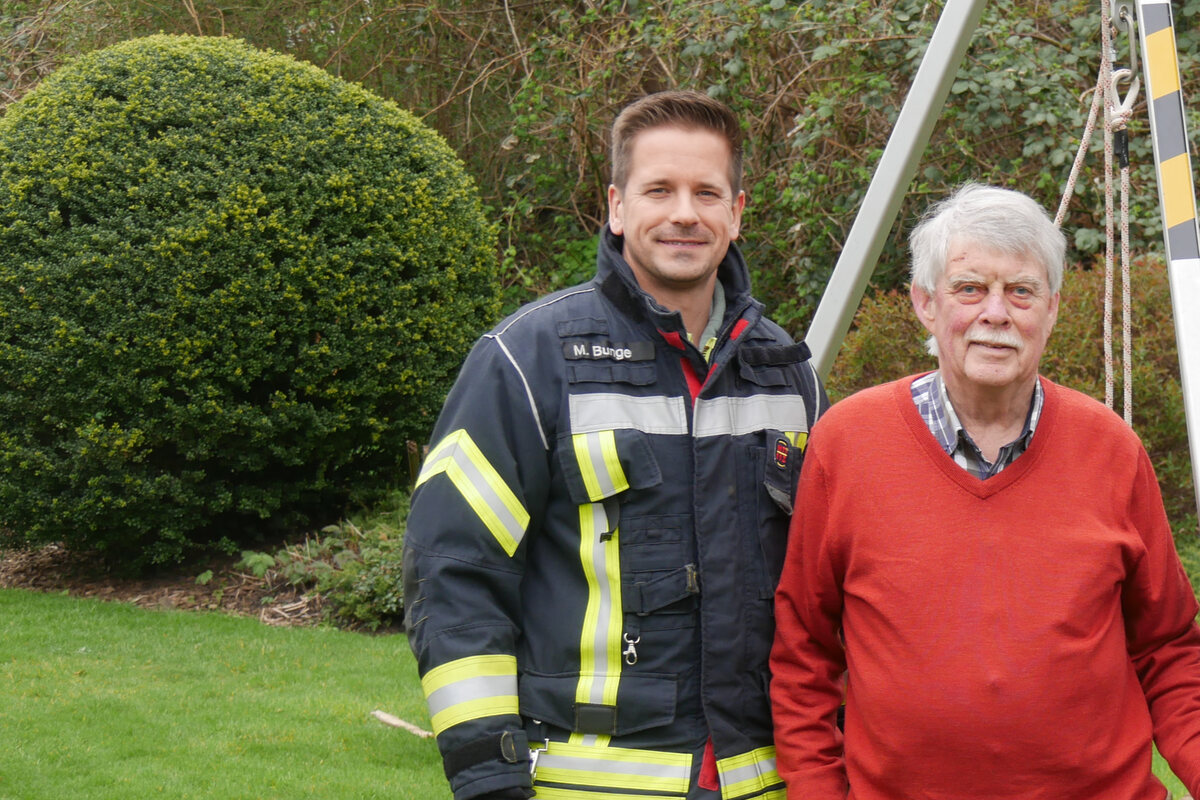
910, 371, 1044, 480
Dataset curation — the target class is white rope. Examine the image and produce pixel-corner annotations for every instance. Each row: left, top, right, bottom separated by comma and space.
1056, 0, 1137, 424
1103, 11, 1116, 413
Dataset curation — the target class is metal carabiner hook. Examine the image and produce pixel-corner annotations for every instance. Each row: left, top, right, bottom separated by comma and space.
1110, 0, 1140, 79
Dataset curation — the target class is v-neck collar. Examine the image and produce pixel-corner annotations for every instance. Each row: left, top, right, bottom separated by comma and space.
894, 373, 1056, 499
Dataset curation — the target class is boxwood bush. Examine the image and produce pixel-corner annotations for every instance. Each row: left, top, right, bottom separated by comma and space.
0, 35, 499, 568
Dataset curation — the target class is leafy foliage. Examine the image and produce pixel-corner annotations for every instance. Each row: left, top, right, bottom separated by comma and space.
828, 257, 1196, 532
4, 1, 1198, 335
238, 490, 409, 631
0, 35, 498, 568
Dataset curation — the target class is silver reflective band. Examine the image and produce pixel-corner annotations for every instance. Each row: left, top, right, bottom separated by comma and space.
425, 673, 518, 719
418, 429, 530, 556
720, 755, 777, 790
537, 750, 692, 782
569, 393, 689, 435
693, 395, 810, 438
582, 500, 617, 700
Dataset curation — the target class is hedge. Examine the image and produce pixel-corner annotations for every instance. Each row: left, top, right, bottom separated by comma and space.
0, 34, 499, 568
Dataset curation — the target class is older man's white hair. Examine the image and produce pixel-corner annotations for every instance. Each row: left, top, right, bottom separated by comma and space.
910, 183, 1066, 355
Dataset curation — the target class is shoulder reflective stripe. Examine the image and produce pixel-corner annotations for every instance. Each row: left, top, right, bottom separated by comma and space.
416, 429, 530, 557
569, 393, 689, 435
491, 335, 549, 451
716, 745, 782, 800
573, 501, 623, 741
535, 740, 692, 794
531, 787, 684, 800
420, 655, 518, 736
693, 395, 810, 438
493, 286, 594, 335
572, 431, 629, 501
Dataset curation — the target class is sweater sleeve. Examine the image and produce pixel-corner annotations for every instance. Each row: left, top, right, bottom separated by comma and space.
1123, 445, 1200, 797
770, 438, 850, 799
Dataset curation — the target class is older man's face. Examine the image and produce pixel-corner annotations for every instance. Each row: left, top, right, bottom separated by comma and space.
911, 240, 1059, 395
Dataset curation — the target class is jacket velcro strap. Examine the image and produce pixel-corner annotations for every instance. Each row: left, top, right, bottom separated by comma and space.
622, 563, 700, 615
738, 342, 810, 366
574, 703, 618, 735
443, 730, 529, 780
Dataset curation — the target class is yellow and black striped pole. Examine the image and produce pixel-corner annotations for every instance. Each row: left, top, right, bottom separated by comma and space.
1136, 0, 1200, 514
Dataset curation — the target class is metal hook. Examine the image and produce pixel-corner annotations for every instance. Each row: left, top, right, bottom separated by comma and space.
1110, 0, 1139, 79
622, 633, 640, 665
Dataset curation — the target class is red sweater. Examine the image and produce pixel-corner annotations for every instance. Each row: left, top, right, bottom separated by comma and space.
771, 375, 1200, 800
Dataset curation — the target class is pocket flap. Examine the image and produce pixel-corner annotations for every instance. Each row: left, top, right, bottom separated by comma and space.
622, 563, 699, 614
738, 343, 810, 387
519, 671, 678, 736
557, 429, 662, 505
567, 363, 657, 386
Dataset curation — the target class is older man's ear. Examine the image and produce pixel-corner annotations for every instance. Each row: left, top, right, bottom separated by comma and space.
910, 284, 936, 333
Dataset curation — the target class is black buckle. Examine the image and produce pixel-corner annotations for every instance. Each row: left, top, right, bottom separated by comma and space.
442, 730, 529, 780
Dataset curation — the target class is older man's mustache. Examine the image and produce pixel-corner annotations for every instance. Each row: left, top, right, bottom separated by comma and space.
968, 330, 1022, 349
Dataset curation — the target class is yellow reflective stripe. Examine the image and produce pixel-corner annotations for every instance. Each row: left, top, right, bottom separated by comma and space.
532, 787, 684, 800
1146, 25, 1181, 98
421, 655, 518, 736
782, 430, 808, 451
417, 429, 530, 557
572, 430, 629, 501
717, 745, 782, 800
573, 434, 604, 501
600, 432, 626, 494
534, 740, 691, 794
1161, 152, 1195, 229
571, 500, 623, 747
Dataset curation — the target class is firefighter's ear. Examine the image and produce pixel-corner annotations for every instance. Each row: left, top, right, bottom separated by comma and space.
608, 184, 625, 236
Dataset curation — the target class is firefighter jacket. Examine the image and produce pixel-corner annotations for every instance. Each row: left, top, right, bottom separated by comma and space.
403, 227, 827, 800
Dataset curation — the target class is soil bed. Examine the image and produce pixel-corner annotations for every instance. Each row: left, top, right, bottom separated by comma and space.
0, 543, 323, 627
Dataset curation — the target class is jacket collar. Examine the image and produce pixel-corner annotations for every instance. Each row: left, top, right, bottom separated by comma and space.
595, 225, 756, 336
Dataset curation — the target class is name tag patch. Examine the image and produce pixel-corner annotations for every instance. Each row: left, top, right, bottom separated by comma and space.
563, 341, 655, 362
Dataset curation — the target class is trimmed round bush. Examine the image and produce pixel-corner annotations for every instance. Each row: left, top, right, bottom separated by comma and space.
0, 34, 499, 567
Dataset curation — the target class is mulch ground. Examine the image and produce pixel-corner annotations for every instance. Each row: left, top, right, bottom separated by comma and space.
0, 543, 324, 627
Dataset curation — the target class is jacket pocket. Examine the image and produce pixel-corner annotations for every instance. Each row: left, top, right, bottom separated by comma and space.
567, 362, 657, 386
739, 431, 804, 599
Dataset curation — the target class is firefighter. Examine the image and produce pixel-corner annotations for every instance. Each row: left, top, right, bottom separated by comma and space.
403, 90, 827, 800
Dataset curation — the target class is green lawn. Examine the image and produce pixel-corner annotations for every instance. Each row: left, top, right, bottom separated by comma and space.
0, 587, 1191, 799
0, 589, 451, 800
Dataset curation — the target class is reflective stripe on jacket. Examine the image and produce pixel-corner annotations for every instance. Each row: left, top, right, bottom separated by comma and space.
404, 227, 827, 800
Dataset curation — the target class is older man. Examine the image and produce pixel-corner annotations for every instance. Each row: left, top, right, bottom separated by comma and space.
770, 183, 1200, 800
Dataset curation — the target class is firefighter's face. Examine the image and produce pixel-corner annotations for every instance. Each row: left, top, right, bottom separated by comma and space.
608, 126, 745, 305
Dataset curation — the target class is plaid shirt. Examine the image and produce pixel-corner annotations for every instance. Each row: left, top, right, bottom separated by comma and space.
910, 371, 1044, 480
